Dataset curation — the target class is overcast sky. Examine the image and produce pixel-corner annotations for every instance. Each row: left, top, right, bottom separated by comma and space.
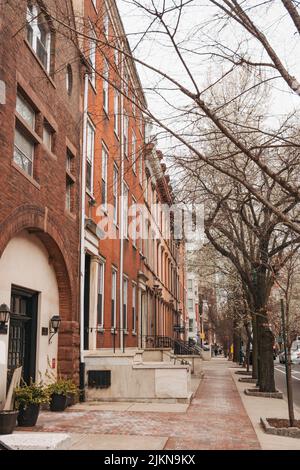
116, 1, 300, 156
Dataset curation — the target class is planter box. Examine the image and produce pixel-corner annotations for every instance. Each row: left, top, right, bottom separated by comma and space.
261, 417, 300, 438
17, 404, 40, 427
244, 388, 283, 399
0, 411, 18, 435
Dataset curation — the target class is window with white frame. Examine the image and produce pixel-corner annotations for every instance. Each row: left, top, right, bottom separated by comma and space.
86, 120, 95, 193
43, 120, 54, 152
103, 59, 109, 114
101, 143, 108, 210
132, 130, 136, 173
132, 196, 137, 247
103, 8, 109, 38
114, 44, 119, 65
188, 299, 193, 311
97, 261, 105, 326
123, 111, 128, 158
123, 182, 129, 238
89, 24, 97, 88
14, 93, 36, 176
132, 283, 136, 332
114, 89, 119, 136
139, 207, 143, 254
123, 277, 128, 331
113, 164, 118, 225
16, 93, 35, 128
132, 93, 136, 116
139, 152, 143, 186
123, 68, 128, 95
14, 128, 34, 177
26, 4, 51, 72
111, 269, 117, 329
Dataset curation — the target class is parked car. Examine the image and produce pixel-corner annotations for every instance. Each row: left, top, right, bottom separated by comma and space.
278, 341, 300, 364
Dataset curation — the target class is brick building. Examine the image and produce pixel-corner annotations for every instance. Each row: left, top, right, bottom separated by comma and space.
0, 0, 84, 404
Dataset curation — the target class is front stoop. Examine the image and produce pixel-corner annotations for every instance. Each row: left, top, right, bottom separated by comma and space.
244, 388, 283, 399
260, 418, 300, 438
0, 432, 71, 450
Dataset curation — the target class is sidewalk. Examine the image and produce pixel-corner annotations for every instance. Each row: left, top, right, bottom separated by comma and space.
230, 367, 300, 450
13, 360, 260, 450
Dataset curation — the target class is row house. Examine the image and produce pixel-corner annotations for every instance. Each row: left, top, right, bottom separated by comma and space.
77, 0, 189, 397
0, 0, 84, 404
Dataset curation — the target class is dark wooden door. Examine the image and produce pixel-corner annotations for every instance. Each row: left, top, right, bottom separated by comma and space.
7, 287, 38, 387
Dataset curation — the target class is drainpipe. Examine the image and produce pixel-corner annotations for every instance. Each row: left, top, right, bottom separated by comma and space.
79, 72, 89, 381
119, 46, 125, 353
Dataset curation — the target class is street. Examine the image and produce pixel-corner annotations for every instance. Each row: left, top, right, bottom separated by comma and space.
274, 360, 300, 409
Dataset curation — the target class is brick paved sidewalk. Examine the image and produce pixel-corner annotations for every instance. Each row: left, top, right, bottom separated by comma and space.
17, 359, 260, 450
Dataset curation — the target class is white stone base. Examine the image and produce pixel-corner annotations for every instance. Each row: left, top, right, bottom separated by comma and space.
0, 432, 71, 450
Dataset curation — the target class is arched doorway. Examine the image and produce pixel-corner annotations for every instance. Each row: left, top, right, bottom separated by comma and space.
0, 209, 79, 404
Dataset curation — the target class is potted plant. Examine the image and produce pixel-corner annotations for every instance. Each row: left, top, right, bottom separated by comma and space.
47, 379, 70, 412
65, 380, 79, 407
14, 382, 49, 427
0, 410, 18, 435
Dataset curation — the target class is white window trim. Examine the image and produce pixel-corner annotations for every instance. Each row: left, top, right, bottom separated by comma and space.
132, 130, 136, 174
86, 118, 95, 195
113, 163, 119, 225
111, 268, 117, 330
123, 276, 128, 332
101, 142, 108, 210
97, 261, 105, 327
103, 59, 109, 114
132, 282, 137, 333
114, 89, 119, 136
123, 182, 129, 239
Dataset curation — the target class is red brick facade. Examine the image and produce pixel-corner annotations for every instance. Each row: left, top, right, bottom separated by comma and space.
0, 0, 83, 381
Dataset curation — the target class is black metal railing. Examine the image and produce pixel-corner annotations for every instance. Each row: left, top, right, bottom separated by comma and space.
142, 335, 201, 356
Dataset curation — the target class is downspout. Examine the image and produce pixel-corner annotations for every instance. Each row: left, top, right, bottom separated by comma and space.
80, 72, 89, 371
119, 46, 124, 353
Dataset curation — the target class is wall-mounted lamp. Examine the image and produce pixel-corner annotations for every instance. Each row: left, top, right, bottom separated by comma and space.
0, 304, 10, 335
49, 315, 61, 344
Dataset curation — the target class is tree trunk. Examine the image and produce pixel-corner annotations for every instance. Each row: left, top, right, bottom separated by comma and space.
252, 315, 258, 380
258, 319, 276, 393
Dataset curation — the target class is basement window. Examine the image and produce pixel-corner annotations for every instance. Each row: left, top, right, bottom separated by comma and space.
88, 370, 111, 389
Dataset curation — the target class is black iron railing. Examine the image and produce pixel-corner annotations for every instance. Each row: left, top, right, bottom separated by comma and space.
142, 335, 201, 356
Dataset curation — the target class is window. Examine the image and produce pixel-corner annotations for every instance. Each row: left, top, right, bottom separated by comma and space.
103, 9, 109, 38
103, 59, 109, 114
139, 112, 143, 135
114, 89, 119, 136
111, 269, 117, 329
131, 196, 137, 247
16, 93, 35, 128
43, 121, 54, 152
14, 127, 34, 176
139, 153, 143, 186
188, 299, 193, 311
66, 149, 75, 212
132, 131, 136, 173
188, 279, 193, 292
97, 262, 105, 326
66, 64, 73, 95
123, 183, 129, 238
26, 4, 51, 72
113, 164, 118, 225
189, 319, 194, 332
66, 176, 73, 212
123, 68, 129, 95
66, 148, 74, 173
123, 277, 128, 331
114, 44, 119, 65
86, 120, 95, 193
132, 93, 136, 116
132, 283, 136, 332
101, 143, 108, 210
89, 24, 97, 88
123, 111, 128, 158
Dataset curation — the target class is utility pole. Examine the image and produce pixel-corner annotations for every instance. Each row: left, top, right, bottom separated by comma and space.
280, 298, 295, 427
